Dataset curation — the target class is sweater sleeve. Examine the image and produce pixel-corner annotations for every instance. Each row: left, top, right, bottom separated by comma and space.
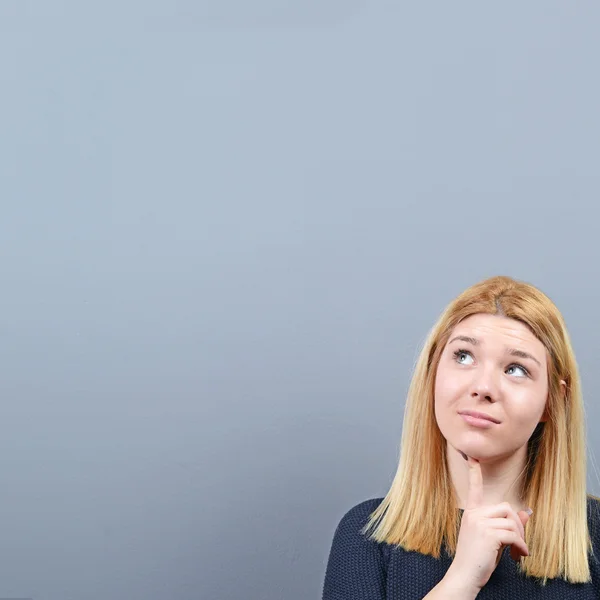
322, 498, 387, 600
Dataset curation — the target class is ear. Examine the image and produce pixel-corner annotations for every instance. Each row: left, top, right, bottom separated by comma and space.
540, 379, 567, 423
559, 379, 567, 396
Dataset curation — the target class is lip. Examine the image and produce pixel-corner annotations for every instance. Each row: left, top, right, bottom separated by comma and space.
459, 410, 501, 425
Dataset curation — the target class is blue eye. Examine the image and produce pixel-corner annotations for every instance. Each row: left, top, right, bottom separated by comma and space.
452, 349, 530, 378
453, 349, 474, 364
507, 364, 529, 378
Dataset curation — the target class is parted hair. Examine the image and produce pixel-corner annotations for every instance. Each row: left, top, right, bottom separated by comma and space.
362, 275, 600, 585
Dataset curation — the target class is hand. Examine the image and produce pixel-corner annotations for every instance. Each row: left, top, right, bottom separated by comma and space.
447, 455, 532, 593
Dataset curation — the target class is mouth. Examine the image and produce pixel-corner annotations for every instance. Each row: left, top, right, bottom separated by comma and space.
458, 410, 501, 428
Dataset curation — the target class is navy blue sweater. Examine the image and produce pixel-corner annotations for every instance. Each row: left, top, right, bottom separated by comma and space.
322, 496, 600, 599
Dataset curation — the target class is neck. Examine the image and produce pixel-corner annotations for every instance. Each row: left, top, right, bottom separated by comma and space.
447, 443, 529, 512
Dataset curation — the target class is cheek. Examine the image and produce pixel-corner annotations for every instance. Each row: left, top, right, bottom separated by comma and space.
433, 366, 462, 435
434, 364, 464, 407
510, 386, 548, 420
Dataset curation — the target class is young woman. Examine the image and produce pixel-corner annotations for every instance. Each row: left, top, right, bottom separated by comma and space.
322, 275, 600, 599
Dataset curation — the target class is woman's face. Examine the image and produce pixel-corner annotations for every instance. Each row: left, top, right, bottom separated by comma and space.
434, 313, 549, 462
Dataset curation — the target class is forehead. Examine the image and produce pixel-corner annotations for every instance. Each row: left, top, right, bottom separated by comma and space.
449, 313, 545, 353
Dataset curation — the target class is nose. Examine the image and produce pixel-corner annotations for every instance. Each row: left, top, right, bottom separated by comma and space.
470, 367, 500, 402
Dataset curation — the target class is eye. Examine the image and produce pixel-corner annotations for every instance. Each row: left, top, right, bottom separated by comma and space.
452, 349, 474, 365
452, 349, 530, 379
506, 364, 529, 378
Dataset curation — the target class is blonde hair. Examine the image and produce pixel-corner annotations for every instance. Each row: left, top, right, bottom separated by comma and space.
362, 275, 600, 585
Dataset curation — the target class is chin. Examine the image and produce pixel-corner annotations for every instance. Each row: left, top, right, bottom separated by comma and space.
451, 439, 495, 461
456, 441, 517, 464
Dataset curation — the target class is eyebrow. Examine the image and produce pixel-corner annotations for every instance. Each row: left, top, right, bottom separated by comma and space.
447, 335, 542, 367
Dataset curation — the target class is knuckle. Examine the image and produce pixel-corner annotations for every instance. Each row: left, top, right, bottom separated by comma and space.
504, 533, 516, 547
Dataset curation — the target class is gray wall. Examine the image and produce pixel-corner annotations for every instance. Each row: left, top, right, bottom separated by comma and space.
1, 2, 600, 599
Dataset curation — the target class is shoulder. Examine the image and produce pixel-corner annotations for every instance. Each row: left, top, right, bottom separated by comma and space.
328, 497, 386, 554
586, 494, 600, 591
587, 494, 600, 534
587, 494, 600, 522
335, 497, 385, 531
587, 493, 600, 563
323, 498, 389, 598
587, 493, 600, 508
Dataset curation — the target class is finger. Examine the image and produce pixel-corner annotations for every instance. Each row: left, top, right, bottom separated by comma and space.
518, 510, 532, 529
509, 544, 520, 561
466, 456, 483, 509
511, 510, 532, 560
486, 511, 531, 562
509, 544, 529, 561
482, 503, 526, 542
497, 531, 529, 558
509, 507, 526, 543
486, 517, 526, 545
500, 542, 528, 564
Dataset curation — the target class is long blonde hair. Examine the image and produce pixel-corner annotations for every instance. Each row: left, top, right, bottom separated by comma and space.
363, 275, 599, 585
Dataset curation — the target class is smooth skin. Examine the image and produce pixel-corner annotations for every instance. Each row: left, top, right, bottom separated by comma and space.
425, 455, 531, 599
449, 455, 531, 590
435, 314, 554, 511
425, 313, 567, 597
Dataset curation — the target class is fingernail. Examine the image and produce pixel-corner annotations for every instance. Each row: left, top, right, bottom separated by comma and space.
525, 508, 533, 516
459, 451, 468, 461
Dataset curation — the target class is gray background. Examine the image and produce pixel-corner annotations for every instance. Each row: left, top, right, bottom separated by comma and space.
1, 1, 600, 599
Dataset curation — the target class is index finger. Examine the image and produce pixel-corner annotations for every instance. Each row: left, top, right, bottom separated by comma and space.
466, 456, 483, 509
